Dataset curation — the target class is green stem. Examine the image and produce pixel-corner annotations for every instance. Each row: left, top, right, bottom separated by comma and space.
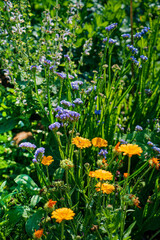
61, 221, 65, 240
123, 156, 131, 193
46, 166, 50, 184
132, 166, 151, 193
46, 68, 53, 123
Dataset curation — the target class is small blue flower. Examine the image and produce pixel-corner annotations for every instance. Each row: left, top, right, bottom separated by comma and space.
120, 139, 128, 144
147, 141, 154, 146
64, 54, 71, 61
135, 125, 143, 131
127, 45, 138, 54
98, 149, 108, 158
95, 109, 101, 115
152, 146, 160, 154
121, 33, 130, 38
105, 23, 117, 31
73, 98, 83, 105
140, 55, 148, 61
49, 122, 61, 131
34, 147, 45, 162
60, 100, 72, 107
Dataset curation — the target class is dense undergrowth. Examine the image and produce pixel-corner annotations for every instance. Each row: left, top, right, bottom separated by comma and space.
0, 0, 160, 239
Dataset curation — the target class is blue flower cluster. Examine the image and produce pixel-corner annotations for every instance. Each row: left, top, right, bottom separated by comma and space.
19, 142, 36, 151
33, 147, 45, 162
130, 56, 141, 68
152, 146, 160, 154
71, 80, 83, 90
73, 98, 83, 105
49, 122, 61, 131
44, 59, 51, 66
98, 149, 108, 158
127, 45, 138, 54
95, 109, 101, 115
103, 38, 117, 44
135, 125, 143, 131
105, 23, 117, 31
120, 139, 128, 144
64, 54, 71, 61
121, 33, 130, 38
56, 72, 74, 79
85, 86, 96, 94
60, 100, 72, 107
147, 141, 154, 146
134, 27, 150, 39
55, 108, 80, 122
140, 55, 148, 61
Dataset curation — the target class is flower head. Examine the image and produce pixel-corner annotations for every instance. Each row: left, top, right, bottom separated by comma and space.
98, 149, 108, 158
129, 194, 141, 208
123, 173, 130, 178
121, 33, 130, 38
92, 137, 108, 148
118, 144, 143, 157
149, 157, 160, 170
19, 142, 36, 151
72, 136, 91, 149
135, 125, 143, 131
33, 147, 45, 162
95, 182, 115, 194
44, 199, 57, 211
49, 122, 61, 131
105, 23, 117, 31
33, 229, 44, 239
60, 159, 74, 169
89, 169, 113, 181
41, 156, 54, 166
51, 208, 75, 223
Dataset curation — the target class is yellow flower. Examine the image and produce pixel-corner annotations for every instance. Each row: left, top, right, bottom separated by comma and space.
95, 182, 115, 194
92, 137, 108, 148
51, 208, 75, 223
89, 169, 113, 181
118, 144, 143, 157
149, 157, 160, 170
41, 156, 54, 166
33, 229, 44, 239
72, 136, 91, 149
44, 199, 57, 211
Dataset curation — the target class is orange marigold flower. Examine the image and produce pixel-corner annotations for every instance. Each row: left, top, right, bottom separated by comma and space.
95, 182, 115, 194
41, 156, 54, 166
89, 169, 113, 180
92, 137, 108, 148
149, 157, 160, 170
72, 136, 91, 149
33, 229, 44, 239
44, 199, 57, 209
114, 142, 120, 152
118, 144, 143, 157
129, 194, 141, 208
51, 208, 75, 223
89, 171, 96, 177
123, 173, 130, 178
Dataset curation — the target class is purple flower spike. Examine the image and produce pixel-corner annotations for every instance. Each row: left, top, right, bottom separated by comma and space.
34, 147, 45, 161
135, 125, 143, 131
19, 142, 36, 151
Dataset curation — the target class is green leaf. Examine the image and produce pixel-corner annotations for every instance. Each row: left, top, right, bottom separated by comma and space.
0, 118, 19, 134
7, 206, 24, 225
30, 195, 42, 208
14, 174, 40, 194
123, 221, 136, 239
53, 168, 64, 180
25, 209, 45, 236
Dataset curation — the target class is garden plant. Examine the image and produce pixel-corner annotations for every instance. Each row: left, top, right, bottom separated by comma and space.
0, 0, 160, 239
